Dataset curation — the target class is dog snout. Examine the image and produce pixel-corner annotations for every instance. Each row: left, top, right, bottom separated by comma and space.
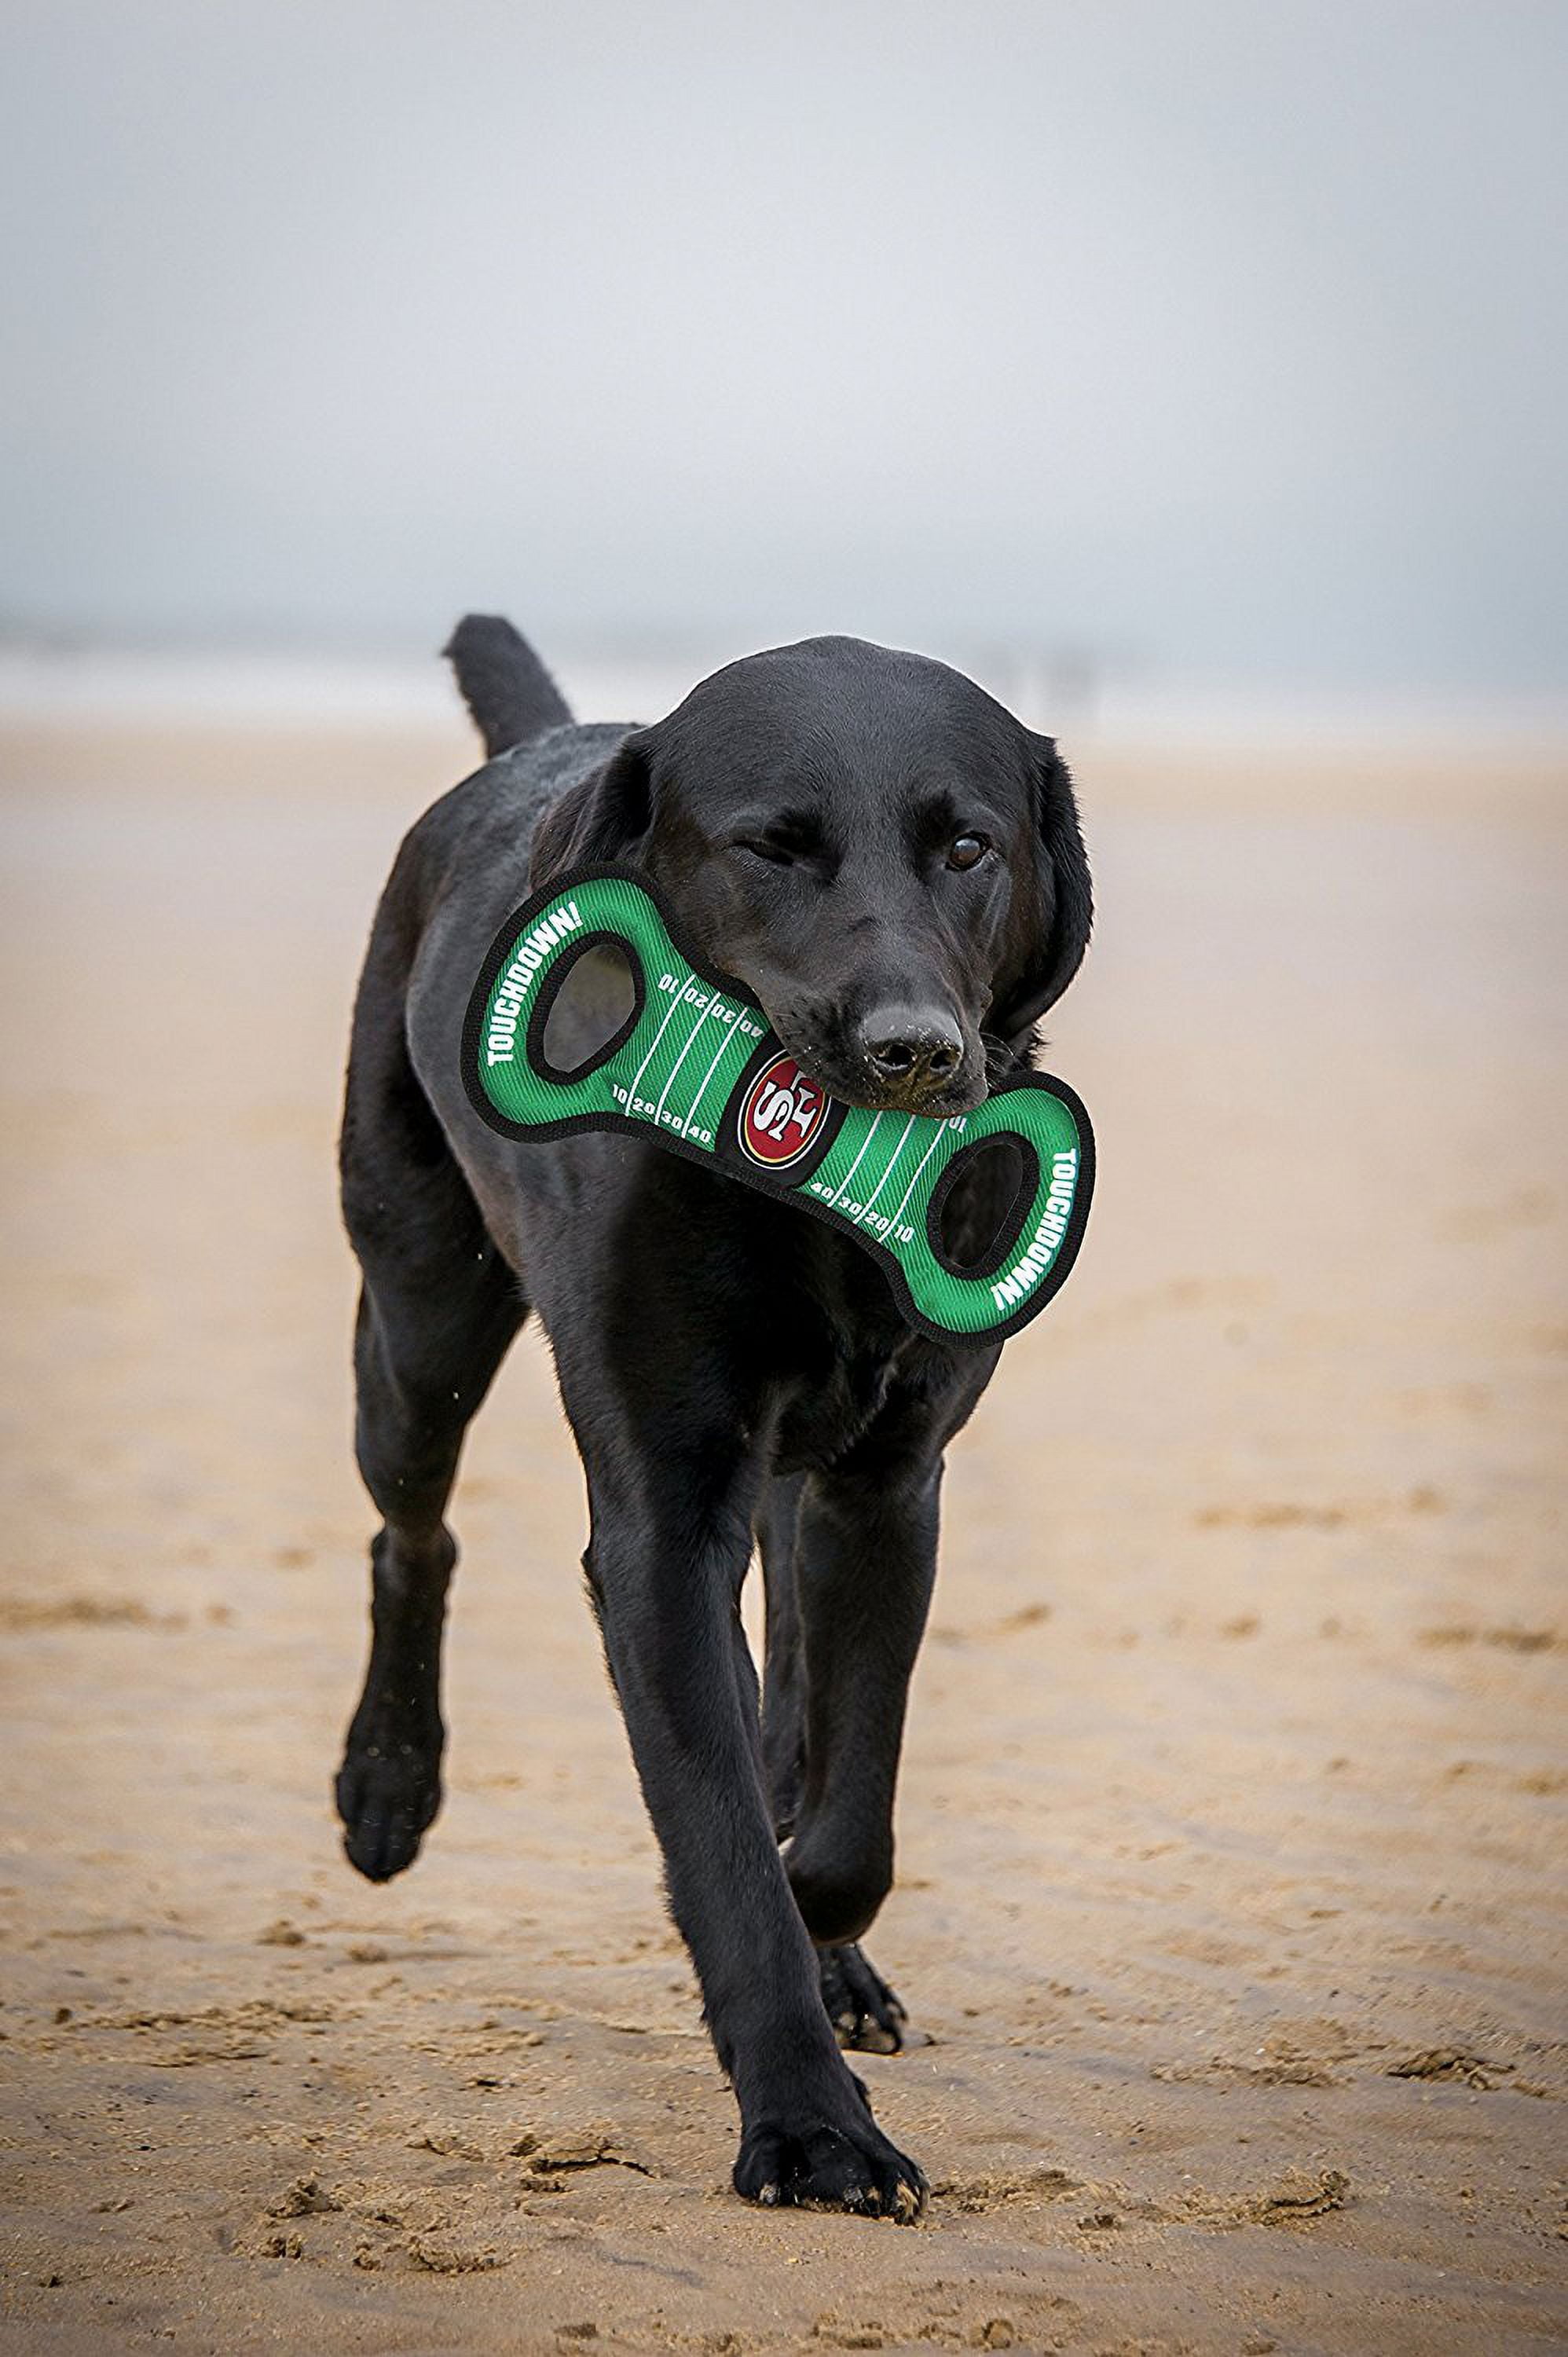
856, 1004, 965, 1096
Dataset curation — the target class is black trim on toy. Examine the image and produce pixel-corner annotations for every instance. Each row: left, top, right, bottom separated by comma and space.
460, 863, 1095, 1352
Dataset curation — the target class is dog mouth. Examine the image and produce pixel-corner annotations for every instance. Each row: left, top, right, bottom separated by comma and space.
763, 1015, 989, 1120
848, 1069, 990, 1119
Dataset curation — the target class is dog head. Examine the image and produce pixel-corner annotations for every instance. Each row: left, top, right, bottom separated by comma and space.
530, 636, 1091, 1114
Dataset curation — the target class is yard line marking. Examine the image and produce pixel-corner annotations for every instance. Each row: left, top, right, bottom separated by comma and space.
828, 1111, 882, 1208
854, 1116, 916, 1223
885, 1120, 951, 1233
654, 994, 714, 1122
680, 1006, 740, 1135
626, 983, 692, 1106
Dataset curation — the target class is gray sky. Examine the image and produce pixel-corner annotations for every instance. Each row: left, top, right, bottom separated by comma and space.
2, 1, 1565, 696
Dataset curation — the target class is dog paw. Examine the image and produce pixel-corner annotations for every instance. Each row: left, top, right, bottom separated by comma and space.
335, 1726, 442, 1882
734, 2097, 925, 2220
819, 1943, 908, 2053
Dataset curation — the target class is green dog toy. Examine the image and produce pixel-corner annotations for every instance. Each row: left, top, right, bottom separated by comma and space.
462, 867, 1094, 1347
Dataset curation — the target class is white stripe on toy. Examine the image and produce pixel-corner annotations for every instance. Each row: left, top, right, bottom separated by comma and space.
885, 1122, 951, 1233
626, 984, 692, 1106
854, 1116, 916, 1224
680, 1010, 741, 1136
654, 995, 713, 1124
829, 1110, 882, 1208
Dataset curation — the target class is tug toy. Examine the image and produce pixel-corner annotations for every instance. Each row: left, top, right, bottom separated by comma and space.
462, 867, 1094, 1347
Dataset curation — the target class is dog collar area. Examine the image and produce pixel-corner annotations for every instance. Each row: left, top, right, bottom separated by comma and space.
461, 866, 1094, 1347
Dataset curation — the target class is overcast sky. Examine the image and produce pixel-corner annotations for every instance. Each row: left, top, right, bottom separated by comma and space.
2, 2, 1564, 697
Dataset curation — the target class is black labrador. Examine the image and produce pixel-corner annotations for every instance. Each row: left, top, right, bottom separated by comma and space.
335, 618, 1091, 2217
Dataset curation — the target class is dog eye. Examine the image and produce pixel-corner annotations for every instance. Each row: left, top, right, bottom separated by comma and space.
733, 818, 825, 867
947, 834, 989, 871
734, 837, 797, 867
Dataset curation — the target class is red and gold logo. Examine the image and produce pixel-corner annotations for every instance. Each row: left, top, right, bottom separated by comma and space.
738, 1053, 828, 1169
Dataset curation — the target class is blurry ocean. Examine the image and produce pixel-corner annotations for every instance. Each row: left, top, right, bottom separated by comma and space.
3, 640, 1566, 760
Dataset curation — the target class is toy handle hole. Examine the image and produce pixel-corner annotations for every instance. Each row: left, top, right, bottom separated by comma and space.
927, 1133, 1040, 1277
533, 933, 645, 1083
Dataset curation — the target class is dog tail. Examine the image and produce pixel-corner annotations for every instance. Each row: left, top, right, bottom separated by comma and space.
443, 614, 573, 757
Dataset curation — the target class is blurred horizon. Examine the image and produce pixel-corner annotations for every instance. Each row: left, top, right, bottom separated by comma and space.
3, 1, 1566, 726
5, 637, 1568, 759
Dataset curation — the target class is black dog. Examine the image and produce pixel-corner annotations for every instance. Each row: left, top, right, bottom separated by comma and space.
336, 618, 1091, 2216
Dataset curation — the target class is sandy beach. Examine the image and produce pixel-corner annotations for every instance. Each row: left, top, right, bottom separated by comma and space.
1, 710, 1564, 2355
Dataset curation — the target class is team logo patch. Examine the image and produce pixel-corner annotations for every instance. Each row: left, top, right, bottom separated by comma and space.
738, 1053, 828, 1168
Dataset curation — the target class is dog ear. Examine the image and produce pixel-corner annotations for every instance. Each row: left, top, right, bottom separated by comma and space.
529, 730, 654, 887
989, 735, 1093, 1045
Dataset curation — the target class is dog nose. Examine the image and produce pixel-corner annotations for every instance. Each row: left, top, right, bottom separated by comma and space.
859, 1006, 965, 1091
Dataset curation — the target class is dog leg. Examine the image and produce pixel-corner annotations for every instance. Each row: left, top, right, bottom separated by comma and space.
756, 1471, 806, 1838
780, 1416, 949, 2040
335, 1245, 523, 1882
336, 867, 529, 1881
560, 1356, 925, 2219
758, 1471, 908, 2052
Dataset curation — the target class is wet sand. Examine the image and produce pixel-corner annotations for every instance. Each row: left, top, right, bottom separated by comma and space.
1, 715, 1565, 2355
